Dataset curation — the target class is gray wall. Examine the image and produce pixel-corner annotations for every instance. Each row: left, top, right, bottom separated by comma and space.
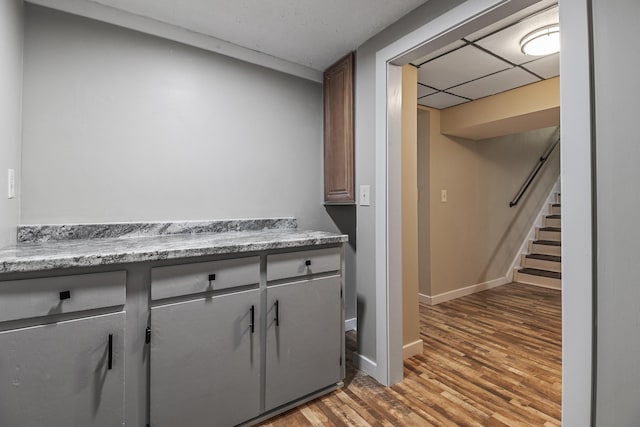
592, 0, 640, 424
354, 0, 465, 362
22, 5, 323, 229
21, 5, 356, 319
0, 0, 23, 246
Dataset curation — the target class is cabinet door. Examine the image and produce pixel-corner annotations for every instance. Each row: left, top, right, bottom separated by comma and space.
0, 312, 125, 427
324, 52, 355, 204
150, 289, 261, 427
265, 275, 342, 411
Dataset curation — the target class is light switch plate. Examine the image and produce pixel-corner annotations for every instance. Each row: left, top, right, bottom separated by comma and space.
441, 189, 447, 203
7, 169, 15, 199
359, 185, 371, 206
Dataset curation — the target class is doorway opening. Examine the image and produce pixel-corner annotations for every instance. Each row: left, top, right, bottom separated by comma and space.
375, 0, 566, 422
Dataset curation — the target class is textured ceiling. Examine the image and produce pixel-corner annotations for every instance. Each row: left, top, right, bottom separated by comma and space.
68, 0, 429, 71
415, 1, 559, 109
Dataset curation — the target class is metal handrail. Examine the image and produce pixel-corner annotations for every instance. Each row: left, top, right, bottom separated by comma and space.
509, 137, 560, 208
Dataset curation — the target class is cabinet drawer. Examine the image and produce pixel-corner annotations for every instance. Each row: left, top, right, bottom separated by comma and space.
0, 271, 126, 323
267, 247, 341, 282
151, 256, 260, 300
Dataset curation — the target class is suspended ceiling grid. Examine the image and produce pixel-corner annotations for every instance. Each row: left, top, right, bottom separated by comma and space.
415, 1, 559, 110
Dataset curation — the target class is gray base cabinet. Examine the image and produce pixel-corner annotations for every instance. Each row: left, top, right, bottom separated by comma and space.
0, 312, 126, 427
149, 247, 344, 426
150, 289, 261, 427
265, 275, 342, 411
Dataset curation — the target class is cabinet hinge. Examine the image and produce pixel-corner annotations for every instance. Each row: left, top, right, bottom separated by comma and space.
145, 327, 151, 344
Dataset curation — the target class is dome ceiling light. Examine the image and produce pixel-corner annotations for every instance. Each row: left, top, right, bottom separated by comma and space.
520, 24, 560, 56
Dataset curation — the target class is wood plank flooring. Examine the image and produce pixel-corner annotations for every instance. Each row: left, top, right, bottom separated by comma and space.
258, 283, 562, 426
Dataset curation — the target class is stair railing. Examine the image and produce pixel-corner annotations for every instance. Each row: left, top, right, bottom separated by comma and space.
509, 137, 560, 208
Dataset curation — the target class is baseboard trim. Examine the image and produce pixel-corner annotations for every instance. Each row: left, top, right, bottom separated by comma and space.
345, 317, 357, 332
403, 339, 423, 359
419, 276, 510, 305
352, 352, 377, 378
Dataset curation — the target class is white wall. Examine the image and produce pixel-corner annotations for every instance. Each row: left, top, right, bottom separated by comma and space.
0, 0, 23, 247
592, 0, 640, 424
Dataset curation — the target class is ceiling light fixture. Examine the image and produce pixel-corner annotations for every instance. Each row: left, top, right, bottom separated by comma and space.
520, 24, 560, 56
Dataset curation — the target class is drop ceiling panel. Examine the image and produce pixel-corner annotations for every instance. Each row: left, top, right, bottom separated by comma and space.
474, 7, 559, 65
522, 53, 559, 79
412, 40, 466, 66
465, 0, 558, 41
417, 45, 510, 90
448, 67, 539, 100
418, 84, 437, 98
418, 92, 468, 109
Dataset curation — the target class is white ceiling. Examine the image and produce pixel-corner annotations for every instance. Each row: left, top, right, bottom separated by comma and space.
415, 1, 559, 110
56, 0, 429, 71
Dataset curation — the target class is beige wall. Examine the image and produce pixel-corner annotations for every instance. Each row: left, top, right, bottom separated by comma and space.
417, 109, 431, 301
418, 106, 559, 297
441, 77, 560, 140
401, 65, 420, 353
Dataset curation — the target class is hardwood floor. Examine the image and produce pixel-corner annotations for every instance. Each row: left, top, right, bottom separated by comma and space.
258, 283, 561, 426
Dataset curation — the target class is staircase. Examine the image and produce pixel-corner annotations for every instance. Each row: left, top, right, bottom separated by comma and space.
514, 193, 562, 289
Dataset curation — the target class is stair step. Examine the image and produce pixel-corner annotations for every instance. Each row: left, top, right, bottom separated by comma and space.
523, 254, 561, 272
544, 215, 561, 227
518, 268, 561, 279
534, 240, 561, 246
537, 227, 561, 241
530, 240, 561, 256
550, 203, 561, 215
515, 268, 562, 290
525, 254, 561, 262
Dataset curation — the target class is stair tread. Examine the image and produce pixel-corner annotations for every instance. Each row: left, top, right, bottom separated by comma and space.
533, 240, 561, 246
518, 268, 562, 279
552, 203, 561, 207
546, 214, 561, 219
540, 227, 561, 232
525, 254, 561, 262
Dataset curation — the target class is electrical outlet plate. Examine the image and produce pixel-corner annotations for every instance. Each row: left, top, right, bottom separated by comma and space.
441, 189, 447, 203
359, 185, 370, 206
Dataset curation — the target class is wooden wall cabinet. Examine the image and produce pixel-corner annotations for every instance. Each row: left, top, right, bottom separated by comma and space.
324, 53, 355, 204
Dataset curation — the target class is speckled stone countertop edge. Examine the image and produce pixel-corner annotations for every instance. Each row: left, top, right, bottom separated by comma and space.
17, 217, 298, 243
0, 229, 348, 275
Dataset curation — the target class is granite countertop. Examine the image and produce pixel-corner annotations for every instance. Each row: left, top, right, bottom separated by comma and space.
0, 218, 348, 274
